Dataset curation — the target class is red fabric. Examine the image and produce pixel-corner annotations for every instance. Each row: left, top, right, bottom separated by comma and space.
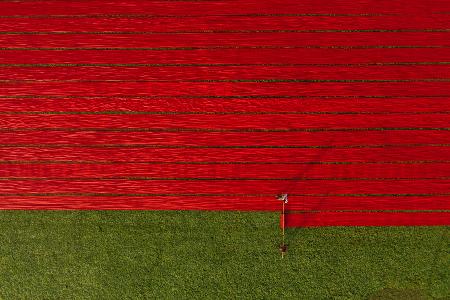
0, 0, 448, 227
1, 0, 448, 15
284, 212, 450, 227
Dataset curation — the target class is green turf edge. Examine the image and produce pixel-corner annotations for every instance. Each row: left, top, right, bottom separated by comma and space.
0, 210, 448, 299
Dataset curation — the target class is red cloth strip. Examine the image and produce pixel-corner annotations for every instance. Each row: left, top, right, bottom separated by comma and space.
2, 49, 449, 65
1, 131, 449, 147
0, 179, 448, 194
1, 0, 448, 16
0, 97, 448, 113
1, 33, 449, 48
0, 196, 448, 211
1, 163, 449, 180
0, 114, 448, 129
2, 15, 450, 32
2, 66, 450, 81
1, 82, 448, 96
283, 211, 450, 227
0, 146, 448, 163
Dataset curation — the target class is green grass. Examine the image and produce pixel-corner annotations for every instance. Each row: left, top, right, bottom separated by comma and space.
0, 211, 448, 299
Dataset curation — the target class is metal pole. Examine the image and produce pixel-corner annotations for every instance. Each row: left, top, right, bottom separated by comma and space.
277, 193, 288, 258
282, 200, 285, 258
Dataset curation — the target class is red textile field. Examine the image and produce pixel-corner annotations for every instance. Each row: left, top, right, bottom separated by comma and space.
0, 0, 449, 226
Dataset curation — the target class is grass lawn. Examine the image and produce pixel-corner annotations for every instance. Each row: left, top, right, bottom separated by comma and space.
0, 211, 448, 299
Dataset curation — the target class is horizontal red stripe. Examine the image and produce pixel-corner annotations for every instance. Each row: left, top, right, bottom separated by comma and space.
285, 196, 450, 211
2, 49, 449, 65
1, 97, 448, 113
2, 15, 450, 32
1, 0, 447, 16
0, 114, 447, 129
1, 82, 449, 96
1, 131, 449, 146
1, 33, 449, 48
0, 195, 270, 210
0, 179, 448, 194
0, 163, 448, 179
284, 211, 450, 227
1, 65, 450, 80
1, 146, 448, 163
0, 196, 449, 211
